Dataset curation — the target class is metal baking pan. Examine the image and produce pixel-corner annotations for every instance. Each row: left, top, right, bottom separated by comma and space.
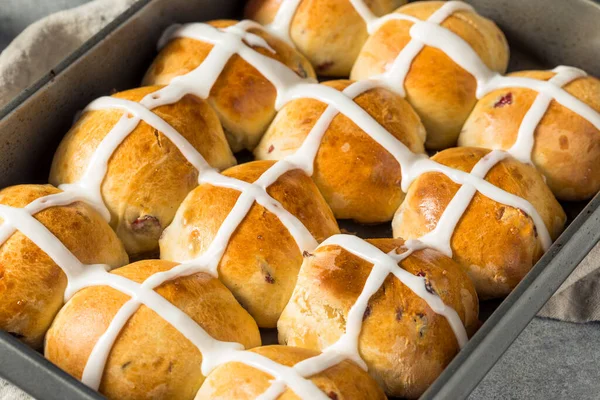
0, 0, 599, 399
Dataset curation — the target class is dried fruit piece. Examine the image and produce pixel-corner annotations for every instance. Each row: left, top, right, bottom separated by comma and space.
317, 61, 334, 73
363, 305, 372, 321
395, 307, 403, 321
493, 92, 513, 108
265, 272, 275, 284
131, 215, 161, 234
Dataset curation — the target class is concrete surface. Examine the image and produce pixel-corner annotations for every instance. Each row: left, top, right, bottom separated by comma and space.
470, 318, 600, 399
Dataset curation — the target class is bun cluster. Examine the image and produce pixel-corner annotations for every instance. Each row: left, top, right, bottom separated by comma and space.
0, 1, 598, 399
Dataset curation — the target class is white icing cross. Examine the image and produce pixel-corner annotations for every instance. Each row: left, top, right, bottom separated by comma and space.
411, 149, 509, 257
508, 66, 588, 163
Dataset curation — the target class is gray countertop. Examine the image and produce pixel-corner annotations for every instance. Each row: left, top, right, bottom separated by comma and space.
1, 1, 600, 399
471, 318, 600, 399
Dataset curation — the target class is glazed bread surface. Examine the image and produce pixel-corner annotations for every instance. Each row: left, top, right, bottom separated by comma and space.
195, 345, 387, 400
393, 147, 566, 299
45, 259, 261, 400
245, 0, 407, 77
49, 86, 235, 258
255, 79, 426, 223
351, 1, 509, 150
0, 184, 128, 349
143, 20, 316, 152
160, 160, 340, 328
278, 238, 479, 398
459, 70, 600, 201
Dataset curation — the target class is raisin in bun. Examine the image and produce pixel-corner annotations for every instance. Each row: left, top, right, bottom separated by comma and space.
45, 259, 261, 400
277, 238, 478, 398
0, 184, 128, 349
49, 86, 235, 258
393, 147, 566, 299
160, 160, 339, 328
351, 1, 509, 150
143, 20, 315, 152
245, 0, 406, 77
459, 69, 600, 201
254, 79, 426, 223
195, 345, 387, 400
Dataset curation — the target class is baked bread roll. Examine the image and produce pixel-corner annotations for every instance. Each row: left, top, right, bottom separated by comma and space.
351, 1, 509, 150
195, 345, 387, 399
458, 69, 600, 201
278, 238, 478, 398
143, 20, 316, 152
393, 147, 566, 299
160, 160, 339, 328
245, 0, 406, 77
45, 259, 261, 400
254, 79, 426, 223
0, 184, 128, 349
49, 86, 235, 258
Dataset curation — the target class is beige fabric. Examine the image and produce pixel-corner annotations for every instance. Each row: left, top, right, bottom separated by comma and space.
539, 242, 600, 322
0, 0, 137, 109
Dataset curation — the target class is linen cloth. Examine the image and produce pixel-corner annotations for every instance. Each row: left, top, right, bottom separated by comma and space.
0, 0, 136, 109
0, 0, 599, 398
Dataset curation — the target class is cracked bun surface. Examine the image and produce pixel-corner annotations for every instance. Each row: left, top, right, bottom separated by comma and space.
277, 238, 478, 398
0, 184, 128, 349
160, 160, 340, 328
255, 79, 426, 223
393, 147, 566, 299
351, 1, 509, 150
195, 345, 387, 400
45, 259, 261, 400
49, 86, 235, 258
143, 20, 316, 152
459, 70, 600, 201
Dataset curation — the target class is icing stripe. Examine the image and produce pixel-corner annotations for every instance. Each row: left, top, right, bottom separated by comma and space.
266, 0, 303, 44
0, 205, 86, 282
85, 97, 212, 174
405, 156, 552, 250
383, 2, 476, 96
319, 235, 468, 349
508, 66, 587, 163
414, 150, 509, 257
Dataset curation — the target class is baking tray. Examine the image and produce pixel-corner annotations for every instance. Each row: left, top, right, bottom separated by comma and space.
0, 0, 599, 399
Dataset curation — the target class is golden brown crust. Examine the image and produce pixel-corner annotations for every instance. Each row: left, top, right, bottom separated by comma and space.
160, 160, 339, 328
45, 259, 261, 400
351, 1, 509, 150
459, 70, 600, 201
254, 79, 425, 223
143, 20, 316, 152
245, 0, 407, 77
49, 86, 235, 258
0, 184, 128, 349
278, 238, 478, 398
195, 345, 387, 400
393, 147, 566, 299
